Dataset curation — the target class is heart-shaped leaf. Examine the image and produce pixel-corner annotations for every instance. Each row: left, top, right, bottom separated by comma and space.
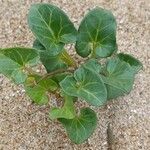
25, 76, 58, 105
101, 57, 137, 99
117, 53, 142, 74
76, 7, 117, 58
28, 3, 77, 56
0, 48, 39, 84
49, 94, 76, 119
60, 67, 107, 106
59, 107, 97, 144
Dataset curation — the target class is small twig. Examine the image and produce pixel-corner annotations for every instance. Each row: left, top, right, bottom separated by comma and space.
107, 123, 115, 150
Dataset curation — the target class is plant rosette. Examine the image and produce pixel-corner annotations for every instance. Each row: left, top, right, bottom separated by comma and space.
0, 3, 142, 144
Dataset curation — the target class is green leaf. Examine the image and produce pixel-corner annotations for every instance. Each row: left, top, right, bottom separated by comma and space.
11, 69, 28, 84
51, 72, 71, 84
28, 3, 77, 56
33, 39, 76, 72
25, 76, 58, 105
33, 39, 67, 73
117, 53, 142, 74
1, 47, 39, 66
60, 67, 107, 106
60, 50, 77, 67
82, 59, 101, 73
76, 7, 117, 58
49, 94, 76, 119
101, 58, 136, 99
0, 48, 39, 84
40, 52, 67, 73
59, 107, 97, 144
25, 74, 42, 86
33, 39, 46, 51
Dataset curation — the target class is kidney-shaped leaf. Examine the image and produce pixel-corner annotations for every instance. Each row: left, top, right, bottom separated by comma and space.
76, 7, 117, 58
28, 3, 77, 56
0, 48, 39, 84
59, 107, 97, 144
49, 94, 76, 119
60, 67, 107, 106
101, 58, 136, 99
25, 76, 58, 105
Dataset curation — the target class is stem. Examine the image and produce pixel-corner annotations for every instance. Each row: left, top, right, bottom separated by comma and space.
25, 50, 77, 83
37, 68, 74, 83
91, 42, 96, 58
61, 50, 77, 68
25, 67, 39, 75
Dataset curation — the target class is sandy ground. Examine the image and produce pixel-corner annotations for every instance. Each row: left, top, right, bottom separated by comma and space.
0, 0, 150, 150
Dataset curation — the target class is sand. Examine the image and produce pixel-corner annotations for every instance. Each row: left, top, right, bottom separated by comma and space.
0, 0, 150, 149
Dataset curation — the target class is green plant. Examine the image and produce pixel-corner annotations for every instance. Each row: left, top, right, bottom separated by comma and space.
0, 3, 142, 144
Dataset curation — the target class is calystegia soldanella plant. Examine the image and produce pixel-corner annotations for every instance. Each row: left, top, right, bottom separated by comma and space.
0, 3, 142, 144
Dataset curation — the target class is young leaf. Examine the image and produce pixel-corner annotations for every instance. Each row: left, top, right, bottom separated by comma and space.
28, 3, 77, 56
59, 107, 97, 144
11, 69, 28, 84
25, 76, 58, 105
49, 94, 76, 119
60, 67, 107, 106
76, 7, 117, 58
117, 53, 142, 73
101, 58, 136, 99
0, 48, 39, 84
82, 58, 101, 73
